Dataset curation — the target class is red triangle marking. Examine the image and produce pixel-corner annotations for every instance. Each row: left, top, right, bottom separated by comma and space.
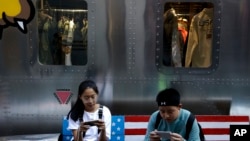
55, 91, 71, 104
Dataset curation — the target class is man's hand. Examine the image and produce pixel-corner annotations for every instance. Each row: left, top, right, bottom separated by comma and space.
170, 132, 184, 141
149, 130, 161, 141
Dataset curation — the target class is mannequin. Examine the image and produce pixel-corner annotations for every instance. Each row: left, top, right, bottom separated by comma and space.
64, 18, 75, 66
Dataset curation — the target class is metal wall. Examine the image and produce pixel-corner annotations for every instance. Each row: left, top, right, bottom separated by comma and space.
0, 0, 250, 136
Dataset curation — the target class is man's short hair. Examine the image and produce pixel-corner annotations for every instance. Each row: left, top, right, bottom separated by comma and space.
156, 88, 180, 106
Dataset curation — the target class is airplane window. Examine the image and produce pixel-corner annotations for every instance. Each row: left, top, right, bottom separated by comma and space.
37, 0, 88, 66
162, 2, 214, 68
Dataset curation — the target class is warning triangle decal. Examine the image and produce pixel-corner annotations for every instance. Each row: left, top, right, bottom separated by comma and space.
54, 90, 72, 104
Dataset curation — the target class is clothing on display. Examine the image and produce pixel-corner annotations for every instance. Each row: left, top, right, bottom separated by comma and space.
38, 9, 88, 66
185, 8, 213, 67
163, 8, 184, 67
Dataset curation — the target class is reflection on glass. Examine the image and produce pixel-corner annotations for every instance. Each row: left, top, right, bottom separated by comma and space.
38, 0, 88, 66
163, 2, 214, 68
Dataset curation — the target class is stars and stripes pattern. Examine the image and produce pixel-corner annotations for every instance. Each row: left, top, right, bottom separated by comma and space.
111, 115, 249, 141
63, 115, 249, 141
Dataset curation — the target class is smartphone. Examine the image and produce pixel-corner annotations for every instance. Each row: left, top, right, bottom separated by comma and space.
83, 120, 99, 126
155, 131, 171, 139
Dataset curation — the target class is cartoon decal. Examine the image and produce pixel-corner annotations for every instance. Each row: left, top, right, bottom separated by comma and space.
0, 0, 35, 39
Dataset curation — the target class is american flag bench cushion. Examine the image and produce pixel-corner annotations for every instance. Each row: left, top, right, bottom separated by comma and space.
62, 115, 250, 141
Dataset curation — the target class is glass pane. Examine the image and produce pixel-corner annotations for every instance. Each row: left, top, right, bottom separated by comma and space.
38, 0, 88, 66
163, 2, 214, 68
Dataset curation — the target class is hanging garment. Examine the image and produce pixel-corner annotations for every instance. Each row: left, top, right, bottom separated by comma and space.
185, 8, 213, 67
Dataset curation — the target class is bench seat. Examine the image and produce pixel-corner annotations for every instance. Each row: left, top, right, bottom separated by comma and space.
62, 115, 250, 141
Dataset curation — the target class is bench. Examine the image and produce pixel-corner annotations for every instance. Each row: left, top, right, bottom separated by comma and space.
62, 115, 250, 141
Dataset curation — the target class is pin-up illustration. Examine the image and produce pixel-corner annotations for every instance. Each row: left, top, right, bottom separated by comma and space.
0, 0, 35, 39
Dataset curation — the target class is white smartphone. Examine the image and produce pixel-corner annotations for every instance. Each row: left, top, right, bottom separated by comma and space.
155, 131, 171, 139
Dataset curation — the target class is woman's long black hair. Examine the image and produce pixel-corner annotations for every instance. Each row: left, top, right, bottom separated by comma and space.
67, 80, 99, 121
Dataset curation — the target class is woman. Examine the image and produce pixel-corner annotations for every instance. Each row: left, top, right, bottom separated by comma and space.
67, 80, 111, 141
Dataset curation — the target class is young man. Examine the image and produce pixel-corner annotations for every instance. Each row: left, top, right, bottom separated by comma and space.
144, 88, 200, 141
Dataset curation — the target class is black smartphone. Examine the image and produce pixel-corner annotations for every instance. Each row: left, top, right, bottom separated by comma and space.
83, 120, 99, 126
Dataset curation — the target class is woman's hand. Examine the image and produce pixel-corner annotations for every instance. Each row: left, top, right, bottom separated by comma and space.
97, 120, 107, 141
79, 122, 90, 132
95, 120, 106, 131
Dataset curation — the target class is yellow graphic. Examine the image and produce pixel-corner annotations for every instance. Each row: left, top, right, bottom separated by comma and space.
0, 0, 35, 39
0, 0, 21, 19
